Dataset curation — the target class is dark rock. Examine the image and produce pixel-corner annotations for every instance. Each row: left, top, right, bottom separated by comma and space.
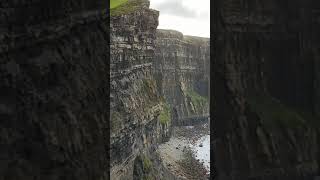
154, 29, 210, 126
0, 0, 109, 179
110, 2, 169, 179
213, 0, 320, 179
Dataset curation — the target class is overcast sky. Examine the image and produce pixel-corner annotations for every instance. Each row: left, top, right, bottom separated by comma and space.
150, 0, 210, 38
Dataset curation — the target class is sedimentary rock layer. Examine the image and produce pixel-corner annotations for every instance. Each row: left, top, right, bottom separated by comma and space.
0, 0, 109, 179
110, 1, 174, 179
213, 0, 320, 179
154, 29, 210, 125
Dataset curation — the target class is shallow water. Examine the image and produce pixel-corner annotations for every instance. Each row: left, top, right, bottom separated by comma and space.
191, 135, 210, 172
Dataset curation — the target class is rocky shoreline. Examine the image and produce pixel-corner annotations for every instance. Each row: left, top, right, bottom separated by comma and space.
158, 123, 210, 179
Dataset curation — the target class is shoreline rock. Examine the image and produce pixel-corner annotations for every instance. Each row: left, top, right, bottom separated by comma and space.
158, 123, 210, 179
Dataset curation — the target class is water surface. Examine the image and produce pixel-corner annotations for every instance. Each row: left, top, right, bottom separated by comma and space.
191, 135, 210, 172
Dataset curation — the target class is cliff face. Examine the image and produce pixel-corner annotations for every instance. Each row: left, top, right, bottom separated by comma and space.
0, 1, 109, 180
110, 1, 174, 180
213, 0, 320, 179
154, 30, 210, 125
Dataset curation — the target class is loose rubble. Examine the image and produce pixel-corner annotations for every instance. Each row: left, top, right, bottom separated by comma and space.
158, 123, 210, 179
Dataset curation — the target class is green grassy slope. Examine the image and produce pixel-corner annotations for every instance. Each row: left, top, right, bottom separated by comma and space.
247, 94, 319, 129
110, 0, 148, 16
110, 0, 128, 9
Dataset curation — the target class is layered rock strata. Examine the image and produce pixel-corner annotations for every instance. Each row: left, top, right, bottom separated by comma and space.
213, 0, 320, 179
154, 29, 210, 126
0, 0, 109, 179
110, 1, 173, 179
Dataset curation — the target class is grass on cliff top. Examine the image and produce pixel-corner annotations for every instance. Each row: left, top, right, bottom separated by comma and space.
110, 0, 148, 16
184, 35, 210, 45
159, 102, 171, 125
110, 0, 128, 9
247, 94, 319, 129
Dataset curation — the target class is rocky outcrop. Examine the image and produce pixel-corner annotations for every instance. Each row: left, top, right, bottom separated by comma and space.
154, 29, 210, 126
0, 0, 109, 179
110, 1, 174, 179
1, 0, 210, 180
213, 0, 320, 179
110, 2, 211, 178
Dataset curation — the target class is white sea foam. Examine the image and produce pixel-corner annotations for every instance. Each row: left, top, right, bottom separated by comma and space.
191, 135, 210, 172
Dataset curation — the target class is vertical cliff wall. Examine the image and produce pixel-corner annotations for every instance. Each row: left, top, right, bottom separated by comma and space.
110, 1, 174, 180
154, 29, 210, 125
213, 0, 320, 179
0, 1, 109, 180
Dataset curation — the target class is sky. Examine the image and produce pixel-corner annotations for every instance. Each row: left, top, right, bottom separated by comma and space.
150, 0, 210, 38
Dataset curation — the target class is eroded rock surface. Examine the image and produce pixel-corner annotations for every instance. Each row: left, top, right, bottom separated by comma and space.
110, 1, 176, 179
0, 0, 109, 179
213, 0, 320, 179
154, 29, 210, 126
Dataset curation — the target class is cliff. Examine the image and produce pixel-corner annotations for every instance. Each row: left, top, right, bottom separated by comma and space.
110, 1, 175, 179
0, 0, 212, 179
0, 0, 109, 179
154, 29, 210, 126
213, 0, 320, 179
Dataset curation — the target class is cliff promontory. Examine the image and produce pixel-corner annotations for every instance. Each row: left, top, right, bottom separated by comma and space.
154, 29, 210, 126
110, 1, 175, 179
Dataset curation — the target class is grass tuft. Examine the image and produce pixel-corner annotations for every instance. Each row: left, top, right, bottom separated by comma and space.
186, 89, 208, 109
111, 111, 122, 132
247, 94, 310, 129
110, 0, 148, 16
110, 0, 128, 9
159, 102, 171, 125
142, 155, 152, 172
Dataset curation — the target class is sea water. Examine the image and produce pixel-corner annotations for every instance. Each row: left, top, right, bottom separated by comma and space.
191, 135, 210, 172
